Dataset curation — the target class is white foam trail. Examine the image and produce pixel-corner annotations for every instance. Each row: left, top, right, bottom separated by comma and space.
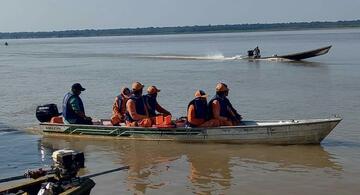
138, 54, 296, 62
227, 55, 243, 60
139, 54, 243, 61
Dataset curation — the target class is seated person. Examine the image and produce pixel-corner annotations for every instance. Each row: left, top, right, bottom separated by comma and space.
254, 46, 261, 58
187, 90, 219, 127
144, 85, 171, 118
208, 83, 242, 126
125, 82, 152, 127
62, 83, 92, 125
111, 87, 131, 126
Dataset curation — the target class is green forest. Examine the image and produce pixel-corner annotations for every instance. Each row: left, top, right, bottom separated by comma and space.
1, 20, 360, 39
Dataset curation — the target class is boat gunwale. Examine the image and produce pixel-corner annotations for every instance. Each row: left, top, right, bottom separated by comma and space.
0, 175, 95, 195
279, 45, 332, 58
39, 117, 342, 131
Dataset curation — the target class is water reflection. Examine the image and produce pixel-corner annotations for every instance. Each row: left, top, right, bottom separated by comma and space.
283, 60, 327, 67
0, 122, 17, 134
36, 139, 54, 164
40, 137, 342, 194
322, 139, 360, 148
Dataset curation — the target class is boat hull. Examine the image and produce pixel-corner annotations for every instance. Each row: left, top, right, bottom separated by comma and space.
0, 175, 95, 195
244, 45, 332, 61
34, 118, 341, 145
279, 45, 332, 60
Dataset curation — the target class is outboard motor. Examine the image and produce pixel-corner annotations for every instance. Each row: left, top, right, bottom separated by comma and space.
52, 150, 85, 180
247, 50, 254, 57
36, 104, 60, 122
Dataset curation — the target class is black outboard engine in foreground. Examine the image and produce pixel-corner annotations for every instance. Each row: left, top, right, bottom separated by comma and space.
52, 150, 85, 180
36, 104, 60, 122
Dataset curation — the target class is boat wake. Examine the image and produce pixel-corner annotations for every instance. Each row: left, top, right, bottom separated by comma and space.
136, 54, 295, 62
137, 54, 243, 61
0, 123, 18, 136
0, 127, 18, 136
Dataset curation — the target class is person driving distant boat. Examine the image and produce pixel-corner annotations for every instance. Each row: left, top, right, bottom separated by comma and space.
62, 83, 93, 125
254, 46, 261, 58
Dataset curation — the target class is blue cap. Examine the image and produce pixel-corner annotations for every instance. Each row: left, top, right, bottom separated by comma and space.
72, 83, 86, 91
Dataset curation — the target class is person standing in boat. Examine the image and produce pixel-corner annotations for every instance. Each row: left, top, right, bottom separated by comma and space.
254, 46, 261, 58
187, 90, 219, 127
111, 87, 131, 126
125, 82, 152, 127
62, 83, 93, 125
144, 85, 171, 119
208, 83, 242, 126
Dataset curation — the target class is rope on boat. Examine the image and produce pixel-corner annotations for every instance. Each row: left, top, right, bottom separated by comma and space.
0, 166, 129, 183
82, 166, 130, 179
0, 175, 28, 183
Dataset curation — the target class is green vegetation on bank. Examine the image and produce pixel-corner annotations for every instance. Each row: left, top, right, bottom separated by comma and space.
1, 20, 360, 39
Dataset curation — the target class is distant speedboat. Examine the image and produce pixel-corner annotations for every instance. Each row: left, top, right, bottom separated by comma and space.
245, 45, 332, 61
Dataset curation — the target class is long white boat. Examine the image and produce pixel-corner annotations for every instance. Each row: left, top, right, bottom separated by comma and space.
33, 117, 341, 145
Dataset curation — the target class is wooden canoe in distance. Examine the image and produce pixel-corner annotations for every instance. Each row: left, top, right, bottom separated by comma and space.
33, 117, 341, 145
245, 45, 332, 61
278, 45, 332, 60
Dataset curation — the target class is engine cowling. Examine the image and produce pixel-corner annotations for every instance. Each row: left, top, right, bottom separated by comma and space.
35, 104, 60, 122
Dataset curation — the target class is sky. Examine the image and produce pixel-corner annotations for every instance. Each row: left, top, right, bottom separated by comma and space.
0, 0, 359, 32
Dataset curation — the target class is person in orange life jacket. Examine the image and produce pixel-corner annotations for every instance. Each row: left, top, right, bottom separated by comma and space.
111, 87, 131, 126
125, 82, 152, 127
144, 86, 171, 118
208, 83, 242, 126
187, 90, 219, 127
62, 83, 93, 125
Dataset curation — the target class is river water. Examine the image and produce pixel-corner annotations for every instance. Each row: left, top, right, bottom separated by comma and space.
0, 29, 360, 194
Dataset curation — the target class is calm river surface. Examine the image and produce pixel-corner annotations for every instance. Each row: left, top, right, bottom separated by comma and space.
0, 29, 360, 194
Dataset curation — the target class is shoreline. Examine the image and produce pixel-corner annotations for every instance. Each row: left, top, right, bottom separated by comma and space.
1, 20, 360, 40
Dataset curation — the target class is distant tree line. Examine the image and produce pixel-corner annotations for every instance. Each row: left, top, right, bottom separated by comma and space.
1, 20, 360, 39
